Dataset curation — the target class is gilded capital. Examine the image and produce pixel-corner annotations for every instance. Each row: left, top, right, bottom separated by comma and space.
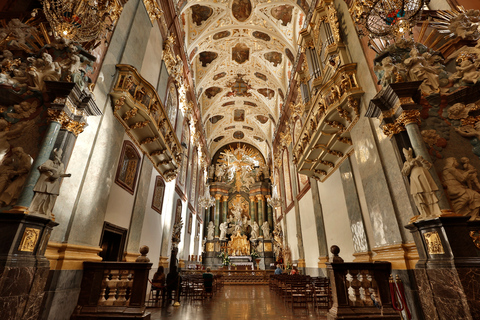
249, 195, 257, 202
47, 109, 86, 136
398, 110, 421, 126
222, 195, 229, 202
256, 194, 265, 201
215, 194, 222, 200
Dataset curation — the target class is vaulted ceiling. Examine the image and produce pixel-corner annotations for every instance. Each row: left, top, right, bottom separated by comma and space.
181, 0, 307, 160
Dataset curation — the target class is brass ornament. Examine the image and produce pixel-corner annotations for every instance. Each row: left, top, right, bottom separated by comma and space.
470, 230, 480, 250
423, 231, 445, 255
18, 227, 40, 252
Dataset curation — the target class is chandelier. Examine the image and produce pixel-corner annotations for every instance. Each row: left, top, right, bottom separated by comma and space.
353, 0, 425, 39
267, 185, 282, 208
198, 184, 215, 209
42, 0, 122, 43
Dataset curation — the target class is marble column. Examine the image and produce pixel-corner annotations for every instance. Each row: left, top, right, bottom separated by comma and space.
249, 195, 257, 223
257, 194, 265, 237
222, 195, 228, 224
214, 195, 221, 238
405, 122, 450, 210
204, 207, 210, 237
339, 159, 370, 258
265, 195, 274, 231
13, 121, 61, 211
309, 177, 329, 264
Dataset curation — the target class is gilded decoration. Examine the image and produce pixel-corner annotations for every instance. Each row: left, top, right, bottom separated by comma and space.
18, 227, 40, 252
423, 231, 445, 255
143, 0, 163, 23
292, 63, 363, 182
110, 65, 181, 182
470, 230, 480, 250
381, 110, 421, 137
206, 242, 214, 252
47, 109, 86, 136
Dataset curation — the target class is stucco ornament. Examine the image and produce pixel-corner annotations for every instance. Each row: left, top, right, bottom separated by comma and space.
207, 221, 215, 240
401, 148, 442, 220
443, 157, 480, 221
447, 103, 475, 119
29, 148, 71, 218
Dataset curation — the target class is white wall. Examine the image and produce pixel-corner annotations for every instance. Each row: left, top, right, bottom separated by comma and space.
140, 21, 163, 87
298, 189, 320, 268
317, 170, 355, 262
104, 134, 139, 229
286, 209, 299, 261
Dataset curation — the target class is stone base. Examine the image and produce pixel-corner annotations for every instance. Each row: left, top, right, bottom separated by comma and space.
414, 268, 480, 320
0, 213, 57, 320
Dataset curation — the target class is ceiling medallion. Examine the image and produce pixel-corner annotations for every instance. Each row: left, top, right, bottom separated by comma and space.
232, 43, 250, 64
232, 0, 252, 22
226, 74, 252, 98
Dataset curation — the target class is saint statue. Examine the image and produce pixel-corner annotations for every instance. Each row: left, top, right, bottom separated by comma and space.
219, 221, 228, 240
262, 221, 271, 239
207, 221, 214, 240
29, 149, 71, 218
250, 221, 259, 240
0, 147, 32, 207
401, 148, 442, 220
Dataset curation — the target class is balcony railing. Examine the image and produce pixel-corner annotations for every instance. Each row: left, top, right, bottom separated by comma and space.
293, 63, 363, 182
71, 261, 152, 319
110, 64, 182, 182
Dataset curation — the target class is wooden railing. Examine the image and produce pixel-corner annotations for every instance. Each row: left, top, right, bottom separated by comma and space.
326, 262, 400, 319
71, 262, 152, 319
182, 269, 274, 284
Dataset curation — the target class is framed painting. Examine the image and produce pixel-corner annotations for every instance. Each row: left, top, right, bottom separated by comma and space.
115, 141, 141, 194
152, 176, 166, 214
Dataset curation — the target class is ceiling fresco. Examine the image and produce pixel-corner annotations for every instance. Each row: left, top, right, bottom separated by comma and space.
181, 0, 307, 158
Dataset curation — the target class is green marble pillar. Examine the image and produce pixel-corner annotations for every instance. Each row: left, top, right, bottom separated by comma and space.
222, 196, 228, 224
204, 207, 210, 237
266, 195, 273, 231
249, 196, 256, 223
214, 195, 221, 238
257, 195, 265, 237
15, 121, 61, 210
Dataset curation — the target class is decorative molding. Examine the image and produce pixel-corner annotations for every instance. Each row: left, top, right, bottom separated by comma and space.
317, 255, 329, 269
352, 251, 373, 262
110, 64, 182, 182
45, 242, 102, 270
372, 242, 419, 270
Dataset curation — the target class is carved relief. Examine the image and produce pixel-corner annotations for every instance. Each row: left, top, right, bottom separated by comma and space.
423, 231, 445, 255
18, 228, 40, 252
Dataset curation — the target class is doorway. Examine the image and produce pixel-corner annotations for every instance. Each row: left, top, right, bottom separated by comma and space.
99, 222, 127, 261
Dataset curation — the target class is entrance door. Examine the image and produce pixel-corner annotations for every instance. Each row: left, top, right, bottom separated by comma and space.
99, 222, 127, 261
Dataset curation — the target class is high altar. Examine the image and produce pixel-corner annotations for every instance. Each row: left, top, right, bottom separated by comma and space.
202, 143, 276, 269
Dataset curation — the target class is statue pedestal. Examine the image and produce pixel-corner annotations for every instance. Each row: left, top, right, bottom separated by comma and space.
202, 239, 222, 267
0, 213, 57, 320
256, 239, 275, 270
405, 216, 480, 319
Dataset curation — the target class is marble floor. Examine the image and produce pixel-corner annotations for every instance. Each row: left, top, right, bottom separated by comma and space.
149, 285, 327, 320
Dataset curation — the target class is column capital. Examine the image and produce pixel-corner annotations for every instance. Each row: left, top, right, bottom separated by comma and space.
222, 195, 229, 202
256, 194, 265, 201
249, 195, 257, 202
215, 194, 222, 200
265, 195, 271, 200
